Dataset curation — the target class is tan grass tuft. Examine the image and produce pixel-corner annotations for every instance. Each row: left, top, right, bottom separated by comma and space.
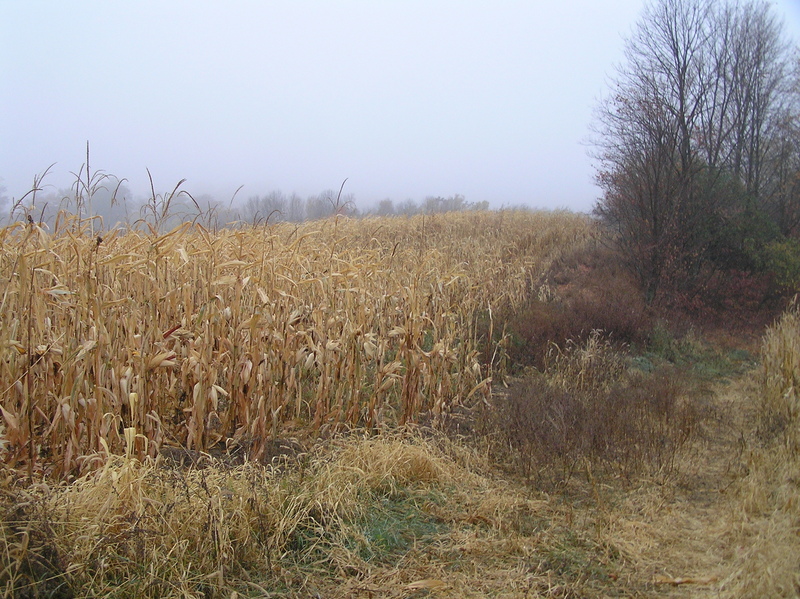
0, 430, 589, 598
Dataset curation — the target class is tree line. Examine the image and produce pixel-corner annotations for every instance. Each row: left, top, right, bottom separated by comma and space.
0, 172, 491, 232
594, 0, 800, 304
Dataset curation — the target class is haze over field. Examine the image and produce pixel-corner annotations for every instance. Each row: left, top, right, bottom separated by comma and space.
2, 1, 800, 212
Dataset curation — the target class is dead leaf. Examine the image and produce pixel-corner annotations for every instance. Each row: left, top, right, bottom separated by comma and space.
0, 406, 19, 431
147, 351, 177, 369
653, 575, 718, 586
405, 578, 446, 591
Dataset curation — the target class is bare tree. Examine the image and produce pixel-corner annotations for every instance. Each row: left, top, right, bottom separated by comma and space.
0, 183, 9, 224
594, 0, 711, 300
284, 193, 304, 222
593, 0, 798, 302
243, 190, 287, 225
305, 191, 340, 220
766, 101, 800, 235
723, 2, 791, 197
375, 198, 395, 216
396, 198, 418, 216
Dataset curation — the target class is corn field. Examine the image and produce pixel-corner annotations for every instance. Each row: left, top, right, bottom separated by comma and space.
0, 210, 593, 477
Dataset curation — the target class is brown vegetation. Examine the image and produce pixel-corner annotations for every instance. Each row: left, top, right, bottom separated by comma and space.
493, 241, 653, 370
0, 209, 797, 598
488, 332, 700, 487
0, 210, 591, 478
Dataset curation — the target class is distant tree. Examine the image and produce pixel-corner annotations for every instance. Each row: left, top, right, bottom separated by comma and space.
396, 198, 418, 216
305, 193, 335, 220
287, 193, 306, 222
0, 183, 9, 224
243, 190, 287, 225
337, 193, 358, 217
423, 194, 467, 214
194, 193, 239, 231
423, 196, 443, 213
375, 198, 395, 216
66, 176, 133, 230
306, 186, 358, 220
445, 193, 467, 212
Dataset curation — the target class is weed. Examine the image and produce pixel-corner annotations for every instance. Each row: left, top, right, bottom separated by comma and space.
489, 334, 700, 487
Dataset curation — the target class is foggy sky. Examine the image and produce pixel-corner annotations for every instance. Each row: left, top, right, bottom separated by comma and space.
2, 1, 800, 213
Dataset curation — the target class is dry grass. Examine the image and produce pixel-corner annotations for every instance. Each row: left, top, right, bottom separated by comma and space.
717, 304, 800, 598
0, 428, 638, 598
594, 306, 800, 599
5, 205, 798, 597
488, 331, 701, 488
758, 300, 800, 448
0, 210, 593, 477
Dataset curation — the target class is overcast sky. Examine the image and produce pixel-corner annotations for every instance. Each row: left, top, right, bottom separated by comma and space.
2, 1, 800, 213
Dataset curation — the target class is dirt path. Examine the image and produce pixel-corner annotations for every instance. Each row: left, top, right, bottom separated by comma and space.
601, 374, 772, 597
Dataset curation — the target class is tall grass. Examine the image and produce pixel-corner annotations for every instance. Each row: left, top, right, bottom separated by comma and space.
758, 299, 800, 448
0, 208, 593, 476
0, 432, 478, 597
720, 301, 800, 598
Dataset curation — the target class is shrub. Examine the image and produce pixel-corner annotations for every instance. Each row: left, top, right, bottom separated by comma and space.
494, 242, 652, 370
763, 239, 800, 292
489, 335, 698, 486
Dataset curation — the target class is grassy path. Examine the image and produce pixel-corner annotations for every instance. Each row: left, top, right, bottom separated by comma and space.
599, 372, 799, 598
605, 378, 746, 596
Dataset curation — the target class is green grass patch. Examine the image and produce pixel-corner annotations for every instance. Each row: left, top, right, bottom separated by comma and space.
633, 323, 757, 382
531, 528, 619, 585
351, 490, 450, 563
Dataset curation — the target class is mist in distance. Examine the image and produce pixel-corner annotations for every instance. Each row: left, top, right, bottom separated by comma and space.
2, 1, 800, 217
